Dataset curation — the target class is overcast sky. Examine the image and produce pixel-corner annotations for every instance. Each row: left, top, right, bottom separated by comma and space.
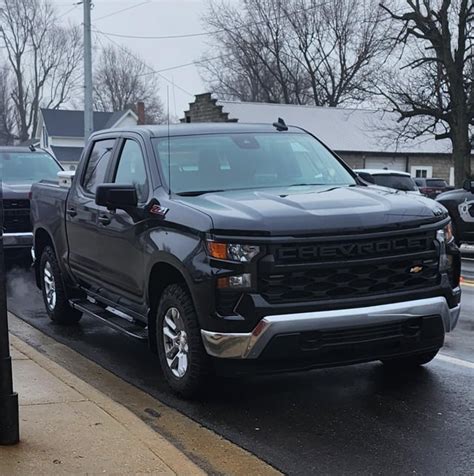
55, 0, 236, 119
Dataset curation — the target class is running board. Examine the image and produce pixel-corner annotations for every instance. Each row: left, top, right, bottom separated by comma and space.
69, 299, 148, 341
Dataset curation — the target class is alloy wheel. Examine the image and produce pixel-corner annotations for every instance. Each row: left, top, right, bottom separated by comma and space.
162, 307, 189, 378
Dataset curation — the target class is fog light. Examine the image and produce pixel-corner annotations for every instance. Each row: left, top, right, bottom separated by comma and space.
229, 273, 252, 288
217, 273, 252, 289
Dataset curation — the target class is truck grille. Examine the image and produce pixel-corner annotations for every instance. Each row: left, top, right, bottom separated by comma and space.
259, 232, 440, 304
3, 199, 31, 233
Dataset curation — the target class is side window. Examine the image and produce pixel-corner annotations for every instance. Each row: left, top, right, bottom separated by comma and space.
82, 139, 116, 195
114, 139, 149, 202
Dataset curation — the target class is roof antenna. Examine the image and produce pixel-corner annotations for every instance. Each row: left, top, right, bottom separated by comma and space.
273, 117, 288, 131
29, 144, 36, 152
167, 85, 171, 198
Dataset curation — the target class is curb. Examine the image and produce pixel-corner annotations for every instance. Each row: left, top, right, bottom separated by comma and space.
10, 334, 205, 476
8, 313, 281, 476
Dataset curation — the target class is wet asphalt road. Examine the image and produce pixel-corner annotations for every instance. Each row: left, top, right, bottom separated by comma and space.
5, 260, 474, 475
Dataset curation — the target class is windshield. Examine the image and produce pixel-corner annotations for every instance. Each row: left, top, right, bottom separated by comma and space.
1, 151, 62, 184
153, 132, 355, 194
371, 174, 417, 192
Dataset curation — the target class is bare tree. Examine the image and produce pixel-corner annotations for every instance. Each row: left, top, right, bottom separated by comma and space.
201, 0, 389, 106
93, 45, 165, 124
0, 0, 83, 142
379, 0, 474, 186
0, 66, 15, 145
202, 0, 310, 104
284, 0, 390, 106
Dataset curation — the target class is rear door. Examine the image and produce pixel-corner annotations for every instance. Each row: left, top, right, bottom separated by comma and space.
66, 137, 117, 285
95, 136, 151, 301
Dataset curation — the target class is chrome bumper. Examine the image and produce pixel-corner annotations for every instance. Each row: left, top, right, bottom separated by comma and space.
3, 232, 33, 248
201, 296, 461, 359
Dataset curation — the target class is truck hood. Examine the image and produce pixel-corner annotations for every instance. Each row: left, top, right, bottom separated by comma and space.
2, 182, 32, 199
176, 185, 447, 236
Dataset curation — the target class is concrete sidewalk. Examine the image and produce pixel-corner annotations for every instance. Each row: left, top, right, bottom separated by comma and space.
1, 335, 204, 475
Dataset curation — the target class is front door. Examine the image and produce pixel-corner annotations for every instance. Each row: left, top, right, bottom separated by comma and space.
66, 138, 117, 286
95, 137, 150, 302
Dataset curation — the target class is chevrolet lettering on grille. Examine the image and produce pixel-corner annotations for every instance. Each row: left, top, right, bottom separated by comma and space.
277, 236, 432, 261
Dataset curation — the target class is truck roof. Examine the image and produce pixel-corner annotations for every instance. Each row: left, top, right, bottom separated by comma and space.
92, 122, 305, 139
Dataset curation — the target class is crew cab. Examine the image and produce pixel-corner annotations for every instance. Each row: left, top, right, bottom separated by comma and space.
30, 123, 461, 397
1, 146, 62, 255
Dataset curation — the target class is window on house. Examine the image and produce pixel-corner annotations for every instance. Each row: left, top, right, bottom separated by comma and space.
410, 166, 432, 179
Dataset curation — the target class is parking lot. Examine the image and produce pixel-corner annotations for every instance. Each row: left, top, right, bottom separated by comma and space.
5, 257, 474, 475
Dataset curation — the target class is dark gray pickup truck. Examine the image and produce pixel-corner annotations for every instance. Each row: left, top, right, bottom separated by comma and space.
31, 123, 462, 397
1, 146, 62, 256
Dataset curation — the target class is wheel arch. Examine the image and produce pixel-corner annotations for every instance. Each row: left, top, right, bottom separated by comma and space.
147, 256, 196, 353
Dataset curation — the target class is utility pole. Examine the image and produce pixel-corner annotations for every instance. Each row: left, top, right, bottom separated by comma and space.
0, 178, 19, 445
84, 0, 93, 139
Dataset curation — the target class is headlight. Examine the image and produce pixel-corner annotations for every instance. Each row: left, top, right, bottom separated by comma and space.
207, 241, 260, 262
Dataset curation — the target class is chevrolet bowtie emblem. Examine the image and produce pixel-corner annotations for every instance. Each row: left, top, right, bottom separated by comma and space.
410, 265, 423, 274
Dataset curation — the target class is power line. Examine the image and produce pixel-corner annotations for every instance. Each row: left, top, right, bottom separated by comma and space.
94, 1, 151, 22
96, 31, 194, 97
91, 2, 329, 41
92, 29, 216, 41
57, 3, 80, 20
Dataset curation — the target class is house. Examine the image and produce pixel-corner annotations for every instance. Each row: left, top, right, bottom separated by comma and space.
36, 108, 139, 170
182, 93, 474, 184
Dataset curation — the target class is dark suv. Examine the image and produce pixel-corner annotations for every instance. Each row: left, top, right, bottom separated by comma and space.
1, 146, 62, 254
415, 178, 453, 199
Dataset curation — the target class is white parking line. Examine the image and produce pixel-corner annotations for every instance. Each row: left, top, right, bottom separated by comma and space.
437, 354, 474, 369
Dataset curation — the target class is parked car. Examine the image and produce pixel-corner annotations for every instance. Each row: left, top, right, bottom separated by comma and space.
354, 169, 420, 194
414, 178, 453, 199
436, 180, 474, 244
1, 146, 62, 256
31, 123, 461, 397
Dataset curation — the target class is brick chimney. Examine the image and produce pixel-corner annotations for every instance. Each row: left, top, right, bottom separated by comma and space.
137, 101, 145, 125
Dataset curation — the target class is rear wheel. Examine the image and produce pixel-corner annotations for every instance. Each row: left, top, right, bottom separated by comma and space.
40, 246, 82, 325
381, 349, 439, 369
156, 284, 210, 398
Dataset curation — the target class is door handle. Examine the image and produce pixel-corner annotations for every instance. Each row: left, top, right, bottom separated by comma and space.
98, 215, 111, 226
66, 207, 77, 217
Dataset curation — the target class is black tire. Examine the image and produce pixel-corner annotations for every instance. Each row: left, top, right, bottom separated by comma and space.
156, 283, 210, 398
381, 349, 439, 369
40, 246, 82, 325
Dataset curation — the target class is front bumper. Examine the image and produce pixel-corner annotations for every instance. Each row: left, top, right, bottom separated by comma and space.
3, 232, 33, 249
201, 295, 461, 360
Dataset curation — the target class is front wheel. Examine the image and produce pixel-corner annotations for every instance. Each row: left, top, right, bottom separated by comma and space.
156, 284, 210, 398
40, 246, 82, 325
381, 349, 439, 369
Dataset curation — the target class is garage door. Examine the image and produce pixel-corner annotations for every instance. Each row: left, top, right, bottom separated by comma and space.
364, 158, 406, 172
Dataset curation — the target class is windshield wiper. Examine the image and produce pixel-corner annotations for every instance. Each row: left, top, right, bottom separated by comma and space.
176, 189, 225, 197
288, 183, 326, 187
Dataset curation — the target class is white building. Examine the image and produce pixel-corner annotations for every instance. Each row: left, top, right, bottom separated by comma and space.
35, 108, 138, 170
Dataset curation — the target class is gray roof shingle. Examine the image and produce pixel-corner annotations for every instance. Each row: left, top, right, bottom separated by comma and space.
41, 109, 129, 138
51, 146, 83, 163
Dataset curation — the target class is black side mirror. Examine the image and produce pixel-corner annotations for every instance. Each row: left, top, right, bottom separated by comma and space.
357, 172, 375, 184
95, 184, 138, 210
462, 180, 474, 193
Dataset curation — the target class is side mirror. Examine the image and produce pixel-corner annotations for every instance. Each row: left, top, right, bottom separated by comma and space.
357, 172, 375, 184
462, 180, 474, 193
95, 184, 138, 210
